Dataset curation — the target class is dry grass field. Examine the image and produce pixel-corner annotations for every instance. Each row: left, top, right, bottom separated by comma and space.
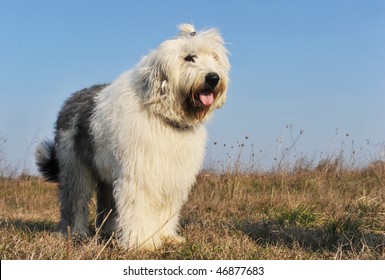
1, 157, 384, 260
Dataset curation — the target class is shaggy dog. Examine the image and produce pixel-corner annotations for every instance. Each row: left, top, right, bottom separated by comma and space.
35, 24, 230, 250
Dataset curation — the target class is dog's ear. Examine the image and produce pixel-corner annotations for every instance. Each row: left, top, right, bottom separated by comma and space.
136, 52, 184, 123
202, 28, 227, 50
136, 52, 171, 105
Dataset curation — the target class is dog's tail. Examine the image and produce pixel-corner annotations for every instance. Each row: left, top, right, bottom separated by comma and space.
35, 140, 59, 182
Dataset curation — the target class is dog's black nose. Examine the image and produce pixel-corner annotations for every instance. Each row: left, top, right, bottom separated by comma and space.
205, 72, 220, 88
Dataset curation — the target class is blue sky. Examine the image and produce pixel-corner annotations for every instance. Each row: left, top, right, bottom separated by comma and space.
1, 0, 384, 173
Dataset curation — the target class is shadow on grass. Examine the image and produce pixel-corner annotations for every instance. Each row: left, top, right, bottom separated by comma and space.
0, 219, 57, 233
0, 219, 115, 247
237, 219, 385, 257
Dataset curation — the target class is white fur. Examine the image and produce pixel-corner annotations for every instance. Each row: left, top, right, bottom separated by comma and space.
91, 24, 229, 249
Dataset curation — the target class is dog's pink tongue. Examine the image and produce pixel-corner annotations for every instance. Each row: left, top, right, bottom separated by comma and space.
199, 92, 214, 106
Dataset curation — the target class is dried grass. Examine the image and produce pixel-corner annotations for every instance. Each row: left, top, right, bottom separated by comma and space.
1, 158, 384, 259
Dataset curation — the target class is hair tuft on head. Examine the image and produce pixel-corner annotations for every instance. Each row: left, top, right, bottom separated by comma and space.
178, 23, 196, 37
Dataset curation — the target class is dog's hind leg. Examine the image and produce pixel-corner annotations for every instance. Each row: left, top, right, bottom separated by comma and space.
56, 143, 95, 238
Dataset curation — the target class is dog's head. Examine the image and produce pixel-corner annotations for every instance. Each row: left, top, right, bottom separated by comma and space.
136, 23, 230, 128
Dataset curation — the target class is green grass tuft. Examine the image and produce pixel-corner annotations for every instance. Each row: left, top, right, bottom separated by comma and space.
272, 205, 318, 228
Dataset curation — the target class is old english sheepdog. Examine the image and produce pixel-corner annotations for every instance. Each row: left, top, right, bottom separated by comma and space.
35, 24, 230, 249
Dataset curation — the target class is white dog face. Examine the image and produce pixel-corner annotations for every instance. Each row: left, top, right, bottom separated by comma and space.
137, 24, 230, 127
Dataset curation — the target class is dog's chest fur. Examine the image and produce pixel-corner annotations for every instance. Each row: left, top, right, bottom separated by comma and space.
90, 76, 207, 199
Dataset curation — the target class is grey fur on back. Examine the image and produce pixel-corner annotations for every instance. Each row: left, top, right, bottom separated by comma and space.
55, 84, 109, 174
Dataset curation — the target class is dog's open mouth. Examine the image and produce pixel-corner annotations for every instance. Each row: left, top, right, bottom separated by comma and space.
185, 86, 219, 121
198, 91, 214, 106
